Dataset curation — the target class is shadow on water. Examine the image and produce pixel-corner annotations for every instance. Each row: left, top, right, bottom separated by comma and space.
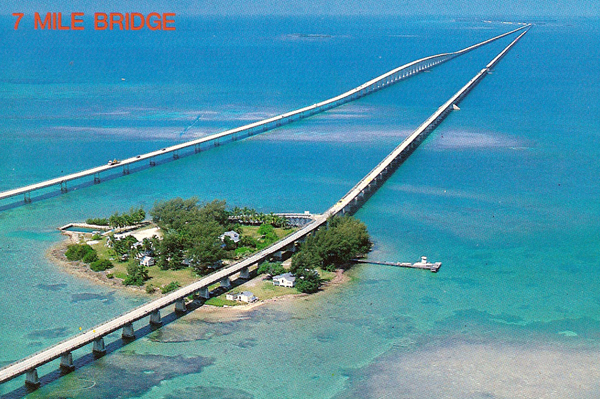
1, 273, 256, 399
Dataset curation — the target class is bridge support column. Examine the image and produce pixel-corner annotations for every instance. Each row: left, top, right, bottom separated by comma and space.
150, 159, 156, 167
197, 286, 210, 299
239, 267, 250, 279
149, 309, 162, 326
220, 277, 231, 289
94, 173, 101, 184
175, 298, 187, 313
194, 144, 201, 153
60, 181, 67, 193
122, 165, 129, 175
25, 368, 40, 387
60, 352, 75, 372
122, 322, 135, 339
272, 251, 283, 261
92, 337, 106, 356
24, 192, 31, 204
173, 151, 179, 160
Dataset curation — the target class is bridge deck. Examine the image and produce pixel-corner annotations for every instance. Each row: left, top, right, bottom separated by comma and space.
0, 25, 528, 204
0, 25, 530, 387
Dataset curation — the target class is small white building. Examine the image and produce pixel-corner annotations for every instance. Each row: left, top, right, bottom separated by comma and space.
140, 256, 155, 267
272, 272, 296, 288
226, 291, 257, 303
219, 231, 240, 244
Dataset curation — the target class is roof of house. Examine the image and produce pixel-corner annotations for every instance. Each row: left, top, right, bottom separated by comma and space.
240, 291, 255, 297
273, 272, 295, 281
220, 230, 240, 243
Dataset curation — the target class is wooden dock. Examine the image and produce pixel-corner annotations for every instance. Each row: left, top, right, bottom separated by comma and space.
353, 256, 441, 273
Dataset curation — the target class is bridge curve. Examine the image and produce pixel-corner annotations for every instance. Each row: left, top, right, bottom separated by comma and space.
0, 25, 530, 389
0, 25, 528, 206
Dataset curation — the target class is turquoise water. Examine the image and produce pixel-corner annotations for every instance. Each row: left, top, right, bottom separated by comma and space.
1, 16, 599, 398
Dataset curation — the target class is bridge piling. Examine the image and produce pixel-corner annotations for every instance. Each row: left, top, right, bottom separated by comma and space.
197, 286, 210, 299
149, 309, 162, 326
122, 322, 135, 339
92, 337, 106, 357
59, 352, 75, 372
239, 267, 250, 279
175, 298, 187, 314
94, 173, 101, 184
220, 277, 231, 289
25, 369, 40, 388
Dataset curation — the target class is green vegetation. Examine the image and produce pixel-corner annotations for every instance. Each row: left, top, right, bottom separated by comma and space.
69, 198, 299, 294
85, 207, 145, 228
90, 259, 113, 272
85, 217, 109, 226
257, 261, 285, 277
65, 244, 97, 263
204, 297, 239, 307
229, 207, 290, 228
290, 215, 372, 293
161, 281, 181, 294
108, 207, 146, 228
123, 263, 149, 286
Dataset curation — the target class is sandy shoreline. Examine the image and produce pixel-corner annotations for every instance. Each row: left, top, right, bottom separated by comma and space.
46, 236, 351, 317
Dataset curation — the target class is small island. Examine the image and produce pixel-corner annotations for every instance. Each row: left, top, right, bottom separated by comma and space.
54, 197, 372, 306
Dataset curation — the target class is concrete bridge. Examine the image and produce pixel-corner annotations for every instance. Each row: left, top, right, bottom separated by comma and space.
0, 25, 530, 389
0, 25, 528, 206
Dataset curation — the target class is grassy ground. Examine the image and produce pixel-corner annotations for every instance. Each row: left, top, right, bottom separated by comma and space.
89, 237, 201, 290
83, 224, 297, 293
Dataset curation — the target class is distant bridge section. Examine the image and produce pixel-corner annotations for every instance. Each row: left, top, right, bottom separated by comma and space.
0, 25, 529, 206
0, 25, 530, 390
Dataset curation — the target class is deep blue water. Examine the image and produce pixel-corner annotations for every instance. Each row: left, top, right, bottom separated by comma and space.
1, 15, 599, 398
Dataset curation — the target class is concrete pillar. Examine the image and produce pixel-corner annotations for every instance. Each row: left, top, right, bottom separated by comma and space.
24, 192, 31, 204
173, 151, 179, 160
175, 298, 187, 313
197, 286, 210, 299
92, 337, 106, 356
220, 277, 231, 289
272, 251, 283, 261
239, 267, 250, 279
150, 159, 156, 167
60, 352, 75, 371
25, 368, 40, 387
150, 309, 162, 326
60, 181, 67, 193
122, 322, 135, 339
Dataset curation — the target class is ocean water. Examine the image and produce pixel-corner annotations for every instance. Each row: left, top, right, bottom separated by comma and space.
1, 15, 599, 398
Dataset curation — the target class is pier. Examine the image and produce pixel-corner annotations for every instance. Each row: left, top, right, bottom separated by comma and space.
0, 25, 528, 207
353, 257, 442, 273
0, 26, 530, 389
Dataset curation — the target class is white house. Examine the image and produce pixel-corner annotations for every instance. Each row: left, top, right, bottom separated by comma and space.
239, 291, 257, 303
219, 231, 240, 243
140, 256, 155, 267
226, 291, 258, 303
272, 272, 296, 288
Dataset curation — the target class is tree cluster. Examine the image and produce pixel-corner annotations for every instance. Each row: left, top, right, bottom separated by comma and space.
108, 207, 146, 228
229, 207, 290, 228
290, 215, 372, 293
150, 198, 232, 275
